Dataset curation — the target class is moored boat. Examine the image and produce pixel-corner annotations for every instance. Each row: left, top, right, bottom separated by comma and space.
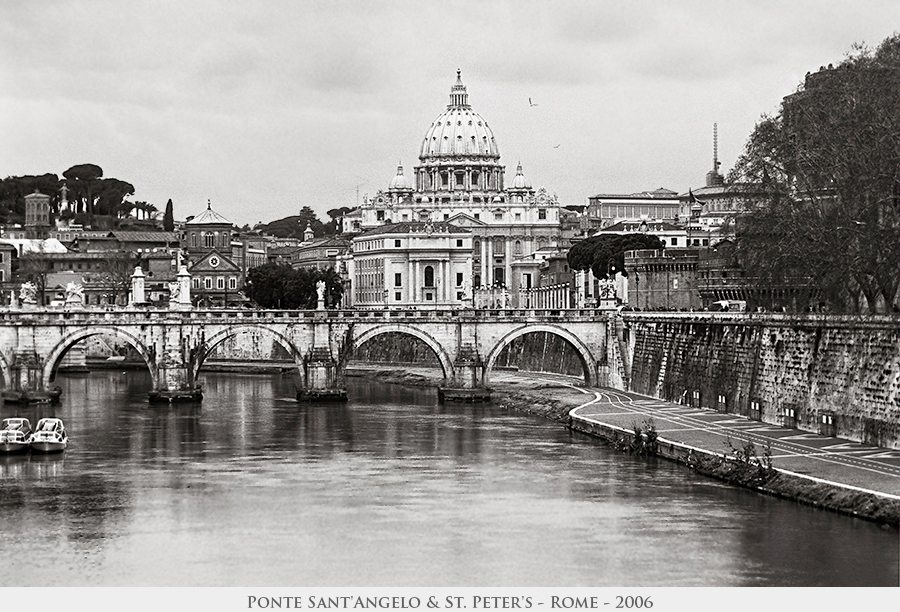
0, 418, 33, 453
30, 418, 68, 453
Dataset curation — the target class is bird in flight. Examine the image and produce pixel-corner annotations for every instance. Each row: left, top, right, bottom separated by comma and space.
553, 144, 561, 149
529, 97, 538, 107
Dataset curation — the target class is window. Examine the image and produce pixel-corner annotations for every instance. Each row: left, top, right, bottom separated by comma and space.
229, 277, 237, 289
424, 266, 434, 287
204, 233, 215, 248
394, 239, 401, 247
204, 277, 212, 289
0, 270, 4, 282
671, 237, 678, 246
395, 292, 402, 301
444, 213, 449, 220
395, 272, 402, 287
494, 212, 503, 220
538, 209, 547, 220
474, 275, 481, 287
515, 213, 521, 221
494, 267, 504, 286
473, 213, 480, 220
457, 292, 464, 301
456, 239, 463, 247
456, 272, 463, 286
514, 240, 522, 255
425, 292, 433, 301
217, 277, 225, 289
401, 214, 408, 221
192, 278, 200, 289
191, 233, 197, 247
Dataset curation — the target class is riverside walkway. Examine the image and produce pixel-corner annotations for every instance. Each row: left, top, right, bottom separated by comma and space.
562, 382, 900, 499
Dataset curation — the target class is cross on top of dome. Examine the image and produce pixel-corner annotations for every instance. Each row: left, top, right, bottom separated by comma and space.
448, 69, 470, 109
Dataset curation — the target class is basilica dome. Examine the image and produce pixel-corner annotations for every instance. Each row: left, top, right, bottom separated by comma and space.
419, 71, 500, 161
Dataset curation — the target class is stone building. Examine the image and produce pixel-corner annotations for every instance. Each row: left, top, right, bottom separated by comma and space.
24, 192, 52, 239
583, 188, 680, 232
350, 222, 471, 308
343, 72, 563, 299
182, 202, 245, 306
624, 248, 702, 311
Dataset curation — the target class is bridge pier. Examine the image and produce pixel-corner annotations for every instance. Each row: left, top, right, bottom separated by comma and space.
297, 317, 347, 402
149, 348, 202, 403
438, 345, 491, 402
2, 351, 61, 403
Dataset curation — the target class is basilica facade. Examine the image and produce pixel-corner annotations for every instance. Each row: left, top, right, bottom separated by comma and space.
344, 71, 563, 307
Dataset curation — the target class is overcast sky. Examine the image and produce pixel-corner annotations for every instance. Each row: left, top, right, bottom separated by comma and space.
1, 0, 897, 226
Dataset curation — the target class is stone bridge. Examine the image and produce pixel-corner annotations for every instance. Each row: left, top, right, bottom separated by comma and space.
0, 307, 614, 402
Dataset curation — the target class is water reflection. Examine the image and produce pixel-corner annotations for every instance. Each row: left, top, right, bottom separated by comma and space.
0, 371, 896, 587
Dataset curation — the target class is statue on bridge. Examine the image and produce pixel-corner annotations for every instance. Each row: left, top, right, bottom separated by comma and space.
64, 282, 84, 306
316, 280, 326, 310
168, 280, 181, 302
599, 278, 616, 299
19, 282, 37, 306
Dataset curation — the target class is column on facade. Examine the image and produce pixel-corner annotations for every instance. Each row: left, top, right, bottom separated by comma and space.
504, 235, 513, 292
413, 261, 420, 302
407, 259, 414, 304
484, 236, 493, 287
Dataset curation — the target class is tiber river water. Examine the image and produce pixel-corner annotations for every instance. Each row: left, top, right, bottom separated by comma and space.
0, 371, 897, 587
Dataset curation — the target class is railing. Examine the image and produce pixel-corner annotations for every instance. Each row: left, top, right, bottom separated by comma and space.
0, 306, 613, 325
620, 310, 900, 329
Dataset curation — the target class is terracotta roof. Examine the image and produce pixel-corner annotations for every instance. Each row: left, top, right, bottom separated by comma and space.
109, 231, 180, 243
185, 206, 233, 226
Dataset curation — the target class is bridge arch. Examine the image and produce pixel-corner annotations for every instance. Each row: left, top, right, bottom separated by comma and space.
484, 324, 597, 387
42, 327, 158, 389
352, 324, 454, 381
193, 324, 303, 382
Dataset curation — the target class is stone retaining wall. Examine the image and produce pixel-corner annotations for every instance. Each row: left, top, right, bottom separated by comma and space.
622, 313, 900, 449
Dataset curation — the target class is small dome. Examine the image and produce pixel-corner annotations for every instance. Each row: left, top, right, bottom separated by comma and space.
389, 164, 414, 192
510, 163, 532, 189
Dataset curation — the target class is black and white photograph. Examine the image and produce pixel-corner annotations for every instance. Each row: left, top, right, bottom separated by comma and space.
0, 0, 898, 599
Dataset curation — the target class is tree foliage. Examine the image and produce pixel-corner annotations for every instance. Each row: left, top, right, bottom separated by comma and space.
567, 233, 664, 279
254, 206, 331, 240
0, 174, 63, 222
729, 35, 900, 313
245, 264, 344, 309
163, 199, 175, 231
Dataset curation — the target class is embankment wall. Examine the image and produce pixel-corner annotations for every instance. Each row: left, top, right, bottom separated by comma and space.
622, 313, 900, 449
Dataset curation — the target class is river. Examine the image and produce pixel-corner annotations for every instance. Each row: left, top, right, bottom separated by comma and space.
0, 371, 896, 586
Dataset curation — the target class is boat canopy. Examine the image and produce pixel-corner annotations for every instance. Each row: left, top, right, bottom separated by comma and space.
36, 419, 64, 433
1, 418, 30, 431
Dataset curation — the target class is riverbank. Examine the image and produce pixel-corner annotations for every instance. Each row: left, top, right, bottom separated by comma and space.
346, 365, 900, 527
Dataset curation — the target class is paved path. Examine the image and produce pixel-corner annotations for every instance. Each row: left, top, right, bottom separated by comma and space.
554, 381, 900, 499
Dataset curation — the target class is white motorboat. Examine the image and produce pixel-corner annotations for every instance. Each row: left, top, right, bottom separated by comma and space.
30, 418, 68, 453
0, 418, 32, 453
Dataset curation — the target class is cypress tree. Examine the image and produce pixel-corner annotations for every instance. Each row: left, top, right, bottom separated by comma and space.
163, 198, 174, 231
